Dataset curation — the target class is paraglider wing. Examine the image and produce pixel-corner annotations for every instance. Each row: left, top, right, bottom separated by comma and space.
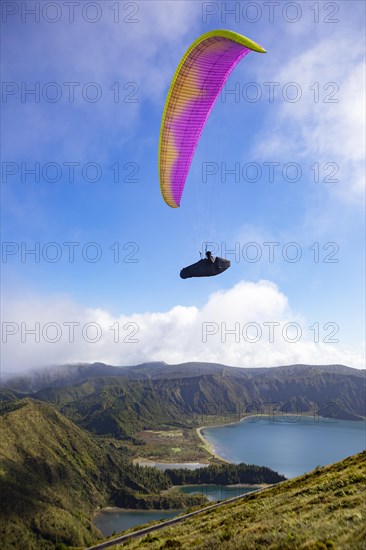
159, 30, 266, 208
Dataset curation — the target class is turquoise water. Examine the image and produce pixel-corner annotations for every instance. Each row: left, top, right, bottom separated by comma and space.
178, 484, 256, 502
203, 416, 366, 478
94, 509, 183, 537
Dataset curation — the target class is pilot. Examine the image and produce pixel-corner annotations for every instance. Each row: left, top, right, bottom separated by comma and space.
206, 250, 215, 263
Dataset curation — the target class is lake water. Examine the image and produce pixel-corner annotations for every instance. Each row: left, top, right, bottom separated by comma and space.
202, 416, 366, 478
94, 509, 183, 537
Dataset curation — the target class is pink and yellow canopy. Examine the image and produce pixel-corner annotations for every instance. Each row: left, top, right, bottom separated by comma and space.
159, 30, 266, 208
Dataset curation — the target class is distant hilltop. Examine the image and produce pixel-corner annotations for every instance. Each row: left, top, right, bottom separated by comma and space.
2, 360, 364, 390
2, 362, 365, 425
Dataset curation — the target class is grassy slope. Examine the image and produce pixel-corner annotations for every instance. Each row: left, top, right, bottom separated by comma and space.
116, 451, 366, 550
1, 398, 104, 548
0, 398, 174, 549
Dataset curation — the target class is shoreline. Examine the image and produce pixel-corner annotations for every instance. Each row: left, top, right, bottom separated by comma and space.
196, 425, 230, 464
196, 413, 271, 463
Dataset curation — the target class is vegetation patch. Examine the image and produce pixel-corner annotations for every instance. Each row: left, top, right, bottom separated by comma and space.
112, 451, 366, 549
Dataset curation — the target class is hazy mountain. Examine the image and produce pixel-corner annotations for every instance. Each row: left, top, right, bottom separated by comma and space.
3, 360, 364, 390
1, 362, 126, 393
2, 363, 364, 441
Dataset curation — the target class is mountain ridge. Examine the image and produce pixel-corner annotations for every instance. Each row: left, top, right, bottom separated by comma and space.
2, 361, 364, 393
2, 363, 364, 443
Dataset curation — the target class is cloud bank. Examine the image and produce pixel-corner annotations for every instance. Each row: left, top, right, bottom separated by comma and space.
2, 280, 364, 373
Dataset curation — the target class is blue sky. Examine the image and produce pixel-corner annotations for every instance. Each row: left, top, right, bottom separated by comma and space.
1, 1, 365, 372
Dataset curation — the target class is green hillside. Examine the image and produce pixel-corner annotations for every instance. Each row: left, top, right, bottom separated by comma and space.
116, 451, 366, 550
0, 398, 284, 549
0, 398, 182, 549
9, 364, 362, 444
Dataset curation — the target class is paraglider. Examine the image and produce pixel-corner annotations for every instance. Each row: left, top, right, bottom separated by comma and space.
180, 250, 231, 279
158, 30, 266, 277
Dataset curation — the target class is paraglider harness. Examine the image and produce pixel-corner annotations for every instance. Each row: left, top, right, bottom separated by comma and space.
180, 248, 230, 279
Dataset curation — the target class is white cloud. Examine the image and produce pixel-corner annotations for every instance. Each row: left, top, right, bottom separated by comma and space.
252, 33, 365, 203
2, 281, 364, 373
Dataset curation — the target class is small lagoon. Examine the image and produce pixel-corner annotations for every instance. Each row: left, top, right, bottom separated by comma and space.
94, 508, 183, 537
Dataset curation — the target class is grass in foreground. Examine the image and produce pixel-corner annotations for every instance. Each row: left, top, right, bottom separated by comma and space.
114, 451, 366, 549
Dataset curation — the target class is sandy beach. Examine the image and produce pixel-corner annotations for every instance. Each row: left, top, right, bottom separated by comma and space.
196, 426, 230, 463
